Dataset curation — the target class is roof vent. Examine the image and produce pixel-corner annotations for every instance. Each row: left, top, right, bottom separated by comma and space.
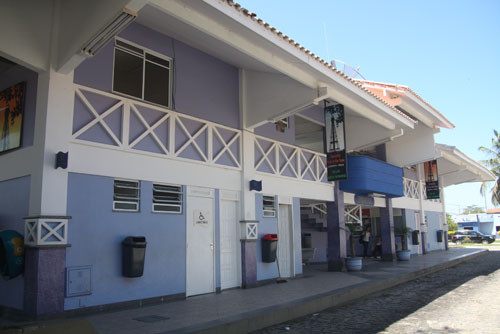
81, 8, 137, 57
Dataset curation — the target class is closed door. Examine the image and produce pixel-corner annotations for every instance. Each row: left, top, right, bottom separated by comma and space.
220, 193, 240, 289
278, 204, 293, 278
186, 187, 215, 297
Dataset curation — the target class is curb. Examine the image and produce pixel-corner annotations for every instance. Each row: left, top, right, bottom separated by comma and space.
170, 249, 487, 334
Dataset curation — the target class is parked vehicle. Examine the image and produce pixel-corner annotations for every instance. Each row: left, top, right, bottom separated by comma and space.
452, 230, 496, 244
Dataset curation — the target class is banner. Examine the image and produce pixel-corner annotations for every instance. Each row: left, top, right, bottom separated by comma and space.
324, 104, 347, 181
424, 159, 440, 199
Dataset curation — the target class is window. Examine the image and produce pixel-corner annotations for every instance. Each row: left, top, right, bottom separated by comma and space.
152, 183, 183, 213
263, 195, 276, 217
113, 179, 140, 212
113, 39, 172, 107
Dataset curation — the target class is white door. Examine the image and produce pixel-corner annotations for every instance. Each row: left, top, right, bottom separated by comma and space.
186, 187, 215, 297
220, 191, 240, 289
278, 204, 293, 278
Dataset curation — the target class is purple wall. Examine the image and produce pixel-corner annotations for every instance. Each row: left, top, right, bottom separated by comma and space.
65, 173, 186, 310
403, 167, 418, 180
0, 175, 30, 310
297, 105, 324, 124
74, 22, 239, 129
0, 65, 38, 151
254, 116, 295, 145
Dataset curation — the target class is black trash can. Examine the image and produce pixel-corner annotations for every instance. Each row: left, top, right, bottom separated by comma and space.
437, 230, 443, 242
412, 230, 420, 245
262, 234, 278, 263
122, 236, 147, 277
302, 233, 312, 249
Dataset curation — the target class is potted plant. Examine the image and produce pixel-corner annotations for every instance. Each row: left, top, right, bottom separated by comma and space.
345, 223, 363, 271
396, 226, 412, 261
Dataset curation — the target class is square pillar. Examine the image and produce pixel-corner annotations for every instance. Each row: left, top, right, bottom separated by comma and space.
23, 216, 70, 316
24, 246, 67, 316
326, 184, 346, 271
380, 199, 396, 261
240, 240, 257, 288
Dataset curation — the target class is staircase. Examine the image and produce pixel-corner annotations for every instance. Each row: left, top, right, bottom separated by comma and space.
300, 206, 327, 232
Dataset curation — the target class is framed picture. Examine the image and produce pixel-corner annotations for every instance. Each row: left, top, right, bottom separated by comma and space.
0, 82, 26, 153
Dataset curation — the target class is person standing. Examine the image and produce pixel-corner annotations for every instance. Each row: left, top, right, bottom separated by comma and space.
361, 226, 371, 257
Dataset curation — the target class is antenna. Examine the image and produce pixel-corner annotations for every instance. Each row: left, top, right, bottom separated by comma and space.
330, 59, 366, 80
323, 22, 330, 62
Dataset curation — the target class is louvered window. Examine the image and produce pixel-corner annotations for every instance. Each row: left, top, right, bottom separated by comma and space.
153, 183, 182, 213
113, 179, 140, 212
263, 196, 276, 217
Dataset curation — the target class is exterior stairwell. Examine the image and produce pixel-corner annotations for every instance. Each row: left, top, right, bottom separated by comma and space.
300, 207, 327, 232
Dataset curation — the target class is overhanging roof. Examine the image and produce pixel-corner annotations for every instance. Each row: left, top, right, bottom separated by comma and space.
136, 0, 415, 130
436, 144, 495, 187
359, 80, 454, 129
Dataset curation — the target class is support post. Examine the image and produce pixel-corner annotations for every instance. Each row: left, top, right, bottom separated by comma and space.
380, 198, 396, 261
326, 183, 346, 271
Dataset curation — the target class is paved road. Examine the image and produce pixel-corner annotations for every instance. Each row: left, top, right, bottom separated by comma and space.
256, 249, 500, 334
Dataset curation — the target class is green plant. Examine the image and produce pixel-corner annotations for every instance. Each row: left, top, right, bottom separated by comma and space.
479, 130, 500, 206
345, 223, 361, 258
396, 226, 413, 250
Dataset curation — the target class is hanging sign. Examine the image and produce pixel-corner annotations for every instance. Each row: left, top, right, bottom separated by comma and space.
424, 159, 440, 199
324, 104, 347, 181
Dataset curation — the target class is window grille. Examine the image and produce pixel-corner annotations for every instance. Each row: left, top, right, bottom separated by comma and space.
263, 195, 276, 217
152, 183, 182, 213
113, 179, 140, 212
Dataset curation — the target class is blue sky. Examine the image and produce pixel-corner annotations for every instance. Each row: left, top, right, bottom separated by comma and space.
240, 0, 500, 213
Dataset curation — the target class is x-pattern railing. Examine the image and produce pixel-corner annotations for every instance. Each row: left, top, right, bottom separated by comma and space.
345, 205, 362, 225
254, 135, 327, 183
72, 84, 242, 169
403, 177, 420, 199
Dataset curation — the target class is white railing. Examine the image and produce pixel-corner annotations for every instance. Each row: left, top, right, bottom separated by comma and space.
301, 203, 327, 216
254, 135, 328, 183
345, 205, 362, 225
403, 177, 442, 203
72, 84, 242, 169
403, 177, 420, 199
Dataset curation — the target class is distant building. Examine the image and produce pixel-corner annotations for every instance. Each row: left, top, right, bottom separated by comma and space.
455, 213, 500, 235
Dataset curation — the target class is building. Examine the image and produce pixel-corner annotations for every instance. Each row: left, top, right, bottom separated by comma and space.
0, 0, 494, 316
456, 212, 500, 235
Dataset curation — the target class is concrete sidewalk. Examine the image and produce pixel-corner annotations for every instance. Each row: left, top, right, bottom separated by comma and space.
0, 248, 487, 334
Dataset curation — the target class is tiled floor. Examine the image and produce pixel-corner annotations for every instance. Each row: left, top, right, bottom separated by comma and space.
78, 248, 485, 334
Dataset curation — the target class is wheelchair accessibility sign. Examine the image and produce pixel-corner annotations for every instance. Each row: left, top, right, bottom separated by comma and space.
194, 210, 209, 226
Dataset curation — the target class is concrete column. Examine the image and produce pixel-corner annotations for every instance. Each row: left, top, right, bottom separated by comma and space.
240, 240, 257, 288
24, 246, 67, 316
326, 184, 346, 271
380, 198, 396, 261
24, 70, 74, 316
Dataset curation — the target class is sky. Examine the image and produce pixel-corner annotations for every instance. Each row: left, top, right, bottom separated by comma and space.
240, 0, 500, 214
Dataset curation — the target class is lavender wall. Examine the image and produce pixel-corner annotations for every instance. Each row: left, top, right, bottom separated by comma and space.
65, 173, 186, 310
426, 211, 443, 252
0, 175, 30, 310
74, 22, 239, 130
0, 65, 38, 151
297, 105, 324, 124
254, 116, 295, 145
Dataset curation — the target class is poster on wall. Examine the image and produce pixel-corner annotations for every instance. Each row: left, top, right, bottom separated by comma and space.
424, 159, 440, 199
0, 82, 26, 153
324, 104, 347, 181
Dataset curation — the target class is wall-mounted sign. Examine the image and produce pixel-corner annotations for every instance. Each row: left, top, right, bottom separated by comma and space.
194, 210, 209, 226
424, 159, 440, 199
324, 104, 347, 181
354, 195, 374, 206
0, 82, 26, 153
